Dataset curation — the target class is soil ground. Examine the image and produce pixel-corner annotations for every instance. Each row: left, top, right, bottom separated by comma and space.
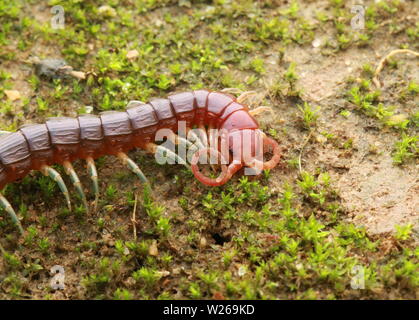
0, 0, 417, 299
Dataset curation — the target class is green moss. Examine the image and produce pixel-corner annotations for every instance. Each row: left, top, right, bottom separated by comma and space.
392, 135, 418, 164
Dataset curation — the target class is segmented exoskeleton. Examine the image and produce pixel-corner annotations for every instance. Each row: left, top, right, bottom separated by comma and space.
0, 89, 281, 234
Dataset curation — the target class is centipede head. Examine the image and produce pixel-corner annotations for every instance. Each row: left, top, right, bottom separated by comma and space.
191, 129, 281, 186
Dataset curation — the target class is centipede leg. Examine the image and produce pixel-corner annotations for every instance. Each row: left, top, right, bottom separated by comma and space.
41, 165, 72, 212
168, 132, 195, 158
86, 157, 99, 211
169, 131, 200, 163
198, 125, 208, 148
187, 129, 205, 151
117, 152, 149, 184
63, 161, 89, 211
145, 143, 190, 169
169, 131, 194, 149
0, 193, 23, 234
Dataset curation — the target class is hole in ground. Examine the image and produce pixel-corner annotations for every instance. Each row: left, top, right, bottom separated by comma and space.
211, 232, 230, 245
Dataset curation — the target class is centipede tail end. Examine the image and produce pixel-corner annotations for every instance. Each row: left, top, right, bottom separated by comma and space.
261, 136, 281, 170
191, 147, 243, 187
245, 135, 281, 171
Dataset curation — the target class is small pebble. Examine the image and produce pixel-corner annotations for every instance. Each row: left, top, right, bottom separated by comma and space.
35, 58, 68, 79
312, 38, 322, 48
126, 49, 139, 60
199, 236, 207, 248
149, 240, 159, 256
4, 90, 21, 101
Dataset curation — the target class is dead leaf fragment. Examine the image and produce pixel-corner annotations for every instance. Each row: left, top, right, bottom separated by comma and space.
69, 70, 86, 80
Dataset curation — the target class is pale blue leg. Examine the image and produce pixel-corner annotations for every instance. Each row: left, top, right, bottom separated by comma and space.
63, 161, 89, 211
86, 157, 99, 211
42, 165, 72, 211
117, 152, 149, 184
0, 193, 23, 234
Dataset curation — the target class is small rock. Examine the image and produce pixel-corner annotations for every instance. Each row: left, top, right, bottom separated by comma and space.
35, 58, 85, 81
126, 49, 139, 60
149, 240, 158, 256
199, 236, 207, 248
312, 38, 322, 48
4, 90, 21, 101
35, 58, 69, 79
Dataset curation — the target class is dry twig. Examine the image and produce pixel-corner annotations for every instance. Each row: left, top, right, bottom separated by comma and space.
373, 49, 419, 88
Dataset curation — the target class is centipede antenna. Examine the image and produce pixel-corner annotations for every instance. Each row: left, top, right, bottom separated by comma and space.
117, 152, 149, 184
0, 193, 23, 234
86, 157, 99, 211
63, 161, 89, 211
41, 165, 72, 212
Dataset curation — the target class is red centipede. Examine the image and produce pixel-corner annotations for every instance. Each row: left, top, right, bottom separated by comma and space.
0, 89, 281, 233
